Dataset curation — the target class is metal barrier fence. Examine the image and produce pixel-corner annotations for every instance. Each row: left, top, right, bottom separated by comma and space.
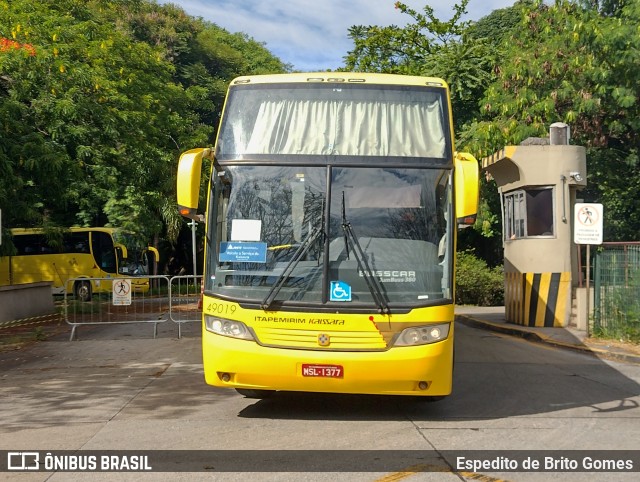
169, 275, 203, 338
0, 275, 205, 341
65, 275, 174, 340
594, 243, 640, 341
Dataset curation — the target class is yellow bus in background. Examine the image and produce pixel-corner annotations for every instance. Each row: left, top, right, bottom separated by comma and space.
177, 72, 479, 399
0, 227, 158, 301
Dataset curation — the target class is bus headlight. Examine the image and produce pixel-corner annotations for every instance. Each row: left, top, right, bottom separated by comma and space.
204, 316, 255, 341
393, 323, 450, 347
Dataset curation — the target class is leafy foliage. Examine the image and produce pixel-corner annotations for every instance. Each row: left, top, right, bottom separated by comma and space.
455, 250, 504, 306
346, 0, 640, 259
0, 0, 288, 263
469, 0, 639, 154
344, 1, 521, 251
469, 0, 640, 241
5, 0, 640, 281
344, 0, 499, 131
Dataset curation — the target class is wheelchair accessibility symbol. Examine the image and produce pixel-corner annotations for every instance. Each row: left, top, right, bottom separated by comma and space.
330, 281, 352, 302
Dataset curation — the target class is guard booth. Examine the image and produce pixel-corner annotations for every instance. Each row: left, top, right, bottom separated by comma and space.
482, 123, 587, 327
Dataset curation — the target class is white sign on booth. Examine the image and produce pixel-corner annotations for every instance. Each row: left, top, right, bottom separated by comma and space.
574, 203, 603, 245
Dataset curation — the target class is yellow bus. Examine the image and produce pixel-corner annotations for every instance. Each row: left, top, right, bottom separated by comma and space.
177, 72, 479, 399
0, 227, 158, 301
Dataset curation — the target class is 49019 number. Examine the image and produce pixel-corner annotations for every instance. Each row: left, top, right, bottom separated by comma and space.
206, 302, 237, 315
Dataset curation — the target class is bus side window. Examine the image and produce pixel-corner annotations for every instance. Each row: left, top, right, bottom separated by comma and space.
14, 234, 42, 255
92, 231, 117, 273
64, 232, 90, 254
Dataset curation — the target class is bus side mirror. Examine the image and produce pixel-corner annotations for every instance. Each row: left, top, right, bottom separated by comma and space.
177, 148, 211, 220
114, 243, 128, 259
146, 246, 160, 263
454, 152, 479, 226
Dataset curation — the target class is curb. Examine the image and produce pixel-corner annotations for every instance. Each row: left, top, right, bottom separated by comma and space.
455, 314, 640, 365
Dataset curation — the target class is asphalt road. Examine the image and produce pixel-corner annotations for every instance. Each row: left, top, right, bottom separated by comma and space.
1, 320, 639, 481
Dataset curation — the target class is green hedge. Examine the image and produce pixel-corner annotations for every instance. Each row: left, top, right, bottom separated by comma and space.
455, 250, 504, 306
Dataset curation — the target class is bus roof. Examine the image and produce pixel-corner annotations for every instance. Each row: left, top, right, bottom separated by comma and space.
229, 72, 449, 89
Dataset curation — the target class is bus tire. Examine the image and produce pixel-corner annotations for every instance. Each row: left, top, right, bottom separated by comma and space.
235, 389, 276, 399
74, 280, 92, 302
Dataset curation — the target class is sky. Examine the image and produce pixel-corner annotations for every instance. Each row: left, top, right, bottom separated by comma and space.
159, 1, 518, 72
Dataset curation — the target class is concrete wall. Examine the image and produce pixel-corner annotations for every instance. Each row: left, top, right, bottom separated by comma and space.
574, 287, 594, 331
491, 145, 586, 279
483, 144, 587, 328
0, 282, 55, 323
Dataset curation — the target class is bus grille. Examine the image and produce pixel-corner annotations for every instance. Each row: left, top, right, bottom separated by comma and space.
253, 327, 387, 351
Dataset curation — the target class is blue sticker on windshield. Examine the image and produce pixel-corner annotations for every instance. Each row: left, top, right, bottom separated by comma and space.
330, 281, 352, 302
219, 242, 267, 263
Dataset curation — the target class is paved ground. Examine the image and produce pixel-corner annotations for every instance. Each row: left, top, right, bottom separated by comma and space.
1, 307, 639, 480
2, 306, 640, 364
455, 306, 640, 365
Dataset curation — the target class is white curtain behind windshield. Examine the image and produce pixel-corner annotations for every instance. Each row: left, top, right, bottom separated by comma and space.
219, 86, 447, 158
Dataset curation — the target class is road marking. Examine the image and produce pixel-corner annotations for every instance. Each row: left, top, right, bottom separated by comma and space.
374, 464, 443, 481
374, 464, 511, 482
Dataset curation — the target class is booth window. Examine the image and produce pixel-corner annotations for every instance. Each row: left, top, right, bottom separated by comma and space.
504, 187, 554, 239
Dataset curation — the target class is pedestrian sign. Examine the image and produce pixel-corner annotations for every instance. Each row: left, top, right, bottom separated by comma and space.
113, 278, 132, 306
574, 203, 603, 245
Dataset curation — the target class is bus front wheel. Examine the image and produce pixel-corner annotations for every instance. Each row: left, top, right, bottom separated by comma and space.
74, 280, 92, 302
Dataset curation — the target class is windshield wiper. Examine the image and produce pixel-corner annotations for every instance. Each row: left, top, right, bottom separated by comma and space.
341, 192, 390, 314
261, 225, 324, 310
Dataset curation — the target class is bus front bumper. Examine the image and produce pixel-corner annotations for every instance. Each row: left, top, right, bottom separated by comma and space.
202, 331, 454, 396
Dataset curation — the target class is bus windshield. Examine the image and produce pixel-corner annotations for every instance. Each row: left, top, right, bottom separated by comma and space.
112, 231, 154, 276
206, 164, 452, 308
216, 83, 452, 162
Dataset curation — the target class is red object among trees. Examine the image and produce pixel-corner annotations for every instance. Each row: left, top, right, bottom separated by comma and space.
0, 37, 36, 56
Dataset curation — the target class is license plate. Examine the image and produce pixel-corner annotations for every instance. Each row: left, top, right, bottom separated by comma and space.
301, 364, 343, 378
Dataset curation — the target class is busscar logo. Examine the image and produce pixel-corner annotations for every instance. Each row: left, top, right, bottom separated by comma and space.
8, 452, 40, 471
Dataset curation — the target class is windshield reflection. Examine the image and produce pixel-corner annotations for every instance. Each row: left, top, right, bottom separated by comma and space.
206, 165, 452, 309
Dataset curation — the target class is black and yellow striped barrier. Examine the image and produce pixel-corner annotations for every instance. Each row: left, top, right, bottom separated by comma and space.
505, 272, 570, 327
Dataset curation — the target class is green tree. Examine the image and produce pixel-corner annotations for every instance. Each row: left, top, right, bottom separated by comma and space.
467, 0, 532, 44
344, 0, 498, 131
468, 0, 640, 240
1, 1, 199, 248
344, 1, 518, 258
1, 0, 288, 262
